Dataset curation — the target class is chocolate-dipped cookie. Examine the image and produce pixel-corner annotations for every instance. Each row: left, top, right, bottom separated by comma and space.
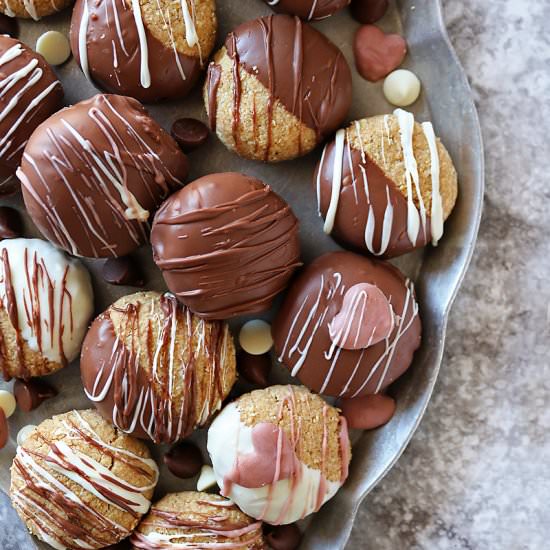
204, 15, 352, 162
80, 291, 236, 444
0, 238, 94, 381
70, 0, 216, 103
131, 492, 265, 548
0, 0, 73, 19
151, 172, 301, 319
315, 110, 458, 258
17, 94, 188, 258
208, 385, 351, 524
272, 251, 421, 397
0, 36, 63, 196
263, 0, 350, 20
10, 409, 158, 549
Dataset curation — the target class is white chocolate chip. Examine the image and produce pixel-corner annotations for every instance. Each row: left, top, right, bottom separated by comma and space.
36, 31, 71, 66
239, 320, 273, 355
0, 390, 16, 418
17, 424, 37, 446
197, 465, 218, 491
383, 69, 422, 107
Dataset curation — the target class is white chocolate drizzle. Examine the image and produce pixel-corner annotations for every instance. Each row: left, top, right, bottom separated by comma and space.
130, 0, 152, 88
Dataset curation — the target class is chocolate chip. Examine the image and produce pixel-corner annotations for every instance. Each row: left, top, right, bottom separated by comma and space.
102, 257, 144, 286
171, 118, 209, 152
0, 14, 19, 38
350, 0, 389, 24
13, 379, 58, 413
265, 524, 302, 550
0, 408, 8, 449
0, 206, 23, 239
164, 441, 203, 479
237, 350, 271, 387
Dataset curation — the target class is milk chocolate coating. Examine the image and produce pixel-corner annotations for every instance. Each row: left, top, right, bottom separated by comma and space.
70, 0, 203, 103
18, 94, 188, 258
151, 172, 301, 320
13, 379, 57, 412
272, 251, 421, 397
264, 0, 350, 20
216, 14, 352, 142
315, 131, 431, 258
0, 35, 63, 196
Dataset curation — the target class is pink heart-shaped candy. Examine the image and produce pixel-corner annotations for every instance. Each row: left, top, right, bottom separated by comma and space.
354, 24, 407, 82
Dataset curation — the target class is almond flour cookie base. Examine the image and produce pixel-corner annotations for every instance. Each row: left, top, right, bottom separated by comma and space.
0, 0, 483, 548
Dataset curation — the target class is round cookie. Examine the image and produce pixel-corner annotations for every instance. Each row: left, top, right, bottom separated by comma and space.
10, 409, 158, 549
315, 109, 458, 258
70, 0, 217, 103
0, 0, 73, 19
263, 0, 350, 20
151, 172, 301, 320
131, 491, 265, 549
0, 36, 63, 196
0, 238, 93, 381
204, 14, 352, 162
208, 385, 351, 524
272, 251, 422, 397
80, 291, 236, 443
17, 94, 188, 258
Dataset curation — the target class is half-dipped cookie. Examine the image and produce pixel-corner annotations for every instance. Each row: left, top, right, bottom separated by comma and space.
272, 251, 421, 397
10, 409, 158, 549
0, 238, 93, 381
205, 15, 352, 162
208, 385, 351, 525
70, 0, 217, 103
262, 0, 350, 20
151, 172, 301, 319
80, 291, 236, 444
17, 94, 188, 258
131, 492, 265, 549
0, 36, 63, 196
315, 109, 458, 258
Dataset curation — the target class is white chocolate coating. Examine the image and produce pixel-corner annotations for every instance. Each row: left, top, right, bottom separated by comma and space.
383, 69, 421, 107
16, 424, 36, 446
0, 238, 94, 365
207, 401, 341, 525
0, 389, 16, 417
196, 465, 217, 492
239, 319, 273, 355
35, 31, 71, 66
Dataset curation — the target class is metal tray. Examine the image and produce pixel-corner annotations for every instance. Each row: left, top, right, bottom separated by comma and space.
0, 0, 484, 548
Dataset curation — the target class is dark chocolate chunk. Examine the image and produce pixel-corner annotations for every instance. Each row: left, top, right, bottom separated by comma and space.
0, 206, 23, 239
164, 441, 203, 479
0, 14, 18, 38
102, 256, 144, 286
237, 350, 271, 387
14, 379, 58, 412
265, 524, 302, 550
171, 118, 209, 152
350, 0, 389, 24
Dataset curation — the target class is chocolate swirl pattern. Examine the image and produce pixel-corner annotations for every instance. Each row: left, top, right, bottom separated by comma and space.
151, 172, 301, 320
10, 410, 159, 550
81, 292, 236, 444
272, 252, 421, 398
17, 94, 188, 258
70, 0, 214, 103
131, 492, 265, 549
0, 36, 63, 195
316, 110, 448, 259
0, 238, 93, 381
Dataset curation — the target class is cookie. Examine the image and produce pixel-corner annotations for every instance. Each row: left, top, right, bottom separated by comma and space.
0, 0, 73, 20
0, 36, 63, 196
208, 385, 351, 524
10, 409, 159, 549
151, 172, 301, 319
80, 291, 236, 443
272, 251, 422, 397
204, 15, 352, 162
315, 110, 458, 258
0, 238, 93, 381
70, 0, 216, 103
262, 0, 350, 20
131, 491, 265, 549
17, 94, 188, 258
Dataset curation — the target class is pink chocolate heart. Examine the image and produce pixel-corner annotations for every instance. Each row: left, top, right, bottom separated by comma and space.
354, 24, 407, 82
